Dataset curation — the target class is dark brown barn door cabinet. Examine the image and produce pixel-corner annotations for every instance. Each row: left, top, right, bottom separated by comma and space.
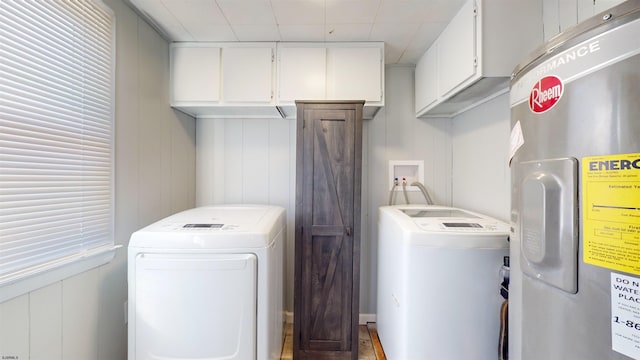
293, 101, 364, 360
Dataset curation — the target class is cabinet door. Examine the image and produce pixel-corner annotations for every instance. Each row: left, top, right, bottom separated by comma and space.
326, 47, 382, 103
415, 43, 438, 113
171, 46, 220, 103
438, 0, 476, 97
222, 46, 273, 103
294, 102, 362, 359
278, 47, 326, 103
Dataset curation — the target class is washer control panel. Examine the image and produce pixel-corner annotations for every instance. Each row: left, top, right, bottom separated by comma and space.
183, 223, 224, 229
415, 219, 506, 232
151, 222, 243, 232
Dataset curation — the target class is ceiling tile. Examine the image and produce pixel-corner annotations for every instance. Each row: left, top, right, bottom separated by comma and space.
325, 0, 380, 24
375, 0, 442, 24
397, 48, 424, 64
127, 0, 467, 64
271, 1, 325, 25
158, 0, 236, 40
370, 22, 420, 63
425, 0, 467, 22
278, 25, 325, 41
128, 0, 191, 39
162, 0, 227, 26
232, 24, 281, 41
325, 24, 372, 41
187, 25, 237, 41
403, 20, 446, 55
217, 0, 277, 25
370, 22, 419, 44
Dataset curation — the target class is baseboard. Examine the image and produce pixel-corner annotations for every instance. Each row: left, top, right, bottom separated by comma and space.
284, 311, 376, 325
359, 313, 377, 325
285, 311, 294, 324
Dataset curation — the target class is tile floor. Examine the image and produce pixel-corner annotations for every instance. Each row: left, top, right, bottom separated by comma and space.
280, 322, 385, 359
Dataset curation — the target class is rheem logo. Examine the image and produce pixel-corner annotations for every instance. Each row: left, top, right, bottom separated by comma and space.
529, 75, 563, 113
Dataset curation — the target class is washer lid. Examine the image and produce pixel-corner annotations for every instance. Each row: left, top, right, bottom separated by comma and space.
380, 205, 510, 248
400, 208, 481, 219
129, 205, 285, 249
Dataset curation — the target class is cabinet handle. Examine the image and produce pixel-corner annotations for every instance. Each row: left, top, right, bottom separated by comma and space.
346, 227, 351, 236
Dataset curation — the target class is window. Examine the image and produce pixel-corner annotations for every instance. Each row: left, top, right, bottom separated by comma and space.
0, 0, 115, 301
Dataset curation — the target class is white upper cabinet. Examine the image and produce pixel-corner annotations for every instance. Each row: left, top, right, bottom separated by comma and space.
171, 45, 220, 104
277, 46, 326, 103
326, 47, 383, 103
414, 42, 438, 112
437, 0, 476, 97
171, 43, 280, 118
222, 46, 274, 103
277, 42, 384, 119
171, 42, 383, 119
416, 0, 543, 117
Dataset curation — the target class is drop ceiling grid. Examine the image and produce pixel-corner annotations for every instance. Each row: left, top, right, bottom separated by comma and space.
128, 0, 466, 64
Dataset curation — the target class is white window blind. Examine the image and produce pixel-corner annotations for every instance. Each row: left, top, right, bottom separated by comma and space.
0, 0, 115, 301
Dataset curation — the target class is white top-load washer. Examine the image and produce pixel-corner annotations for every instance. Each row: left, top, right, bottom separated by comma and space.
377, 205, 509, 360
128, 205, 285, 360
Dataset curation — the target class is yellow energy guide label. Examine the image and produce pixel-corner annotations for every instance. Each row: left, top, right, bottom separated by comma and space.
583, 153, 640, 274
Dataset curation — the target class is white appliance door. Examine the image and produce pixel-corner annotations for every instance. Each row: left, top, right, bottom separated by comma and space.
134, 252, 257, 360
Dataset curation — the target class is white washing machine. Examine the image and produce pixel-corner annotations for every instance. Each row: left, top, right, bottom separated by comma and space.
376, 205, 509, 360
128, 205, 285, 360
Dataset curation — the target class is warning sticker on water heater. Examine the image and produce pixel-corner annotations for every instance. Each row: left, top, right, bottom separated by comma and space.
583, 153, 640, 275
611, 272, 640, 359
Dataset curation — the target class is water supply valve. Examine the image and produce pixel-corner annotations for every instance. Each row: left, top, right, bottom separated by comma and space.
500, 256, 510, 299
